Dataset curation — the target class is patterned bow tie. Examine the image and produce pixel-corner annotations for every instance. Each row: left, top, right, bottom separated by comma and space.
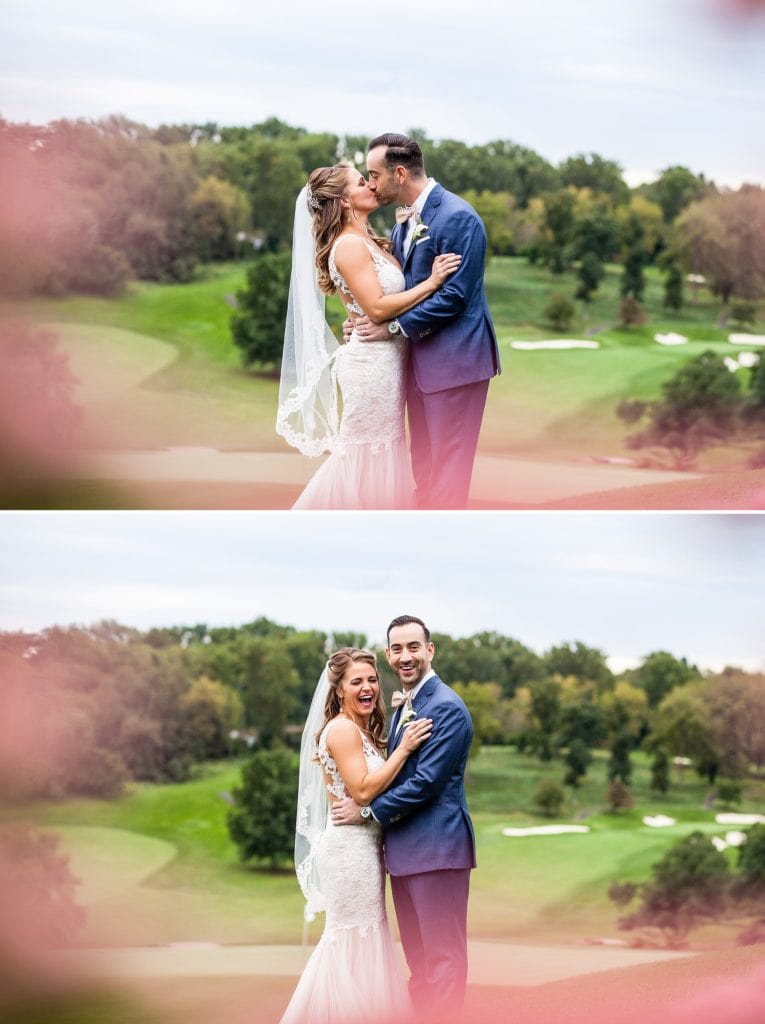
391, 690, 411, 708
395, 204, 416, 225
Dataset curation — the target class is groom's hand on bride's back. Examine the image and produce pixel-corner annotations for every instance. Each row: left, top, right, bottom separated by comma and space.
330, 796, 364, 826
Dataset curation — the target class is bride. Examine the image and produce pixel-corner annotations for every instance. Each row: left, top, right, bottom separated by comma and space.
276, 163, 460, 509
279, 647, 432, 1024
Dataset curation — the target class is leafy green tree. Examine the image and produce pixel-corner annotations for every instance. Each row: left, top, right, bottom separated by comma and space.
188, 174, 251, 261
461, 190, 519, 255
653, 684, 720, 783
644, 165, 711, 224
619, 210, 647, 300
539, 189, 576, 273
451, 682, 508, 756
626, 350, 742, 467
650, 748, 670, 793
617, 831, 730, 946
559, 153, 628, 204
544, 641, 613, 692
227, 748, 298, 869
231, 251, 292, 367
527, 678, 562, 761
608, 729, 633, 785
735, 824, 765, 900
630, 651, 701, 709
564, 738, 592, 788
663, 260, 684, 311
181, 675, 244, 760
240, 638, 299, 747
575, 252, 605, 302
432, 632, 544, 699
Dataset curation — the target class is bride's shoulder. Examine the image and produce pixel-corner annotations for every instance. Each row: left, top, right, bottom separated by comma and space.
332, 233, 375, 266
324, 715, 362, 748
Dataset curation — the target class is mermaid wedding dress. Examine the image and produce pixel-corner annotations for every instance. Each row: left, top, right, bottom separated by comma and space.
292, 240, 414, 510
279, 719, 411, 1024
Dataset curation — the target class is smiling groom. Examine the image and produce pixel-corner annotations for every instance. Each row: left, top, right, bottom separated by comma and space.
331, 614, 476, 1021
357, 133, 501, 510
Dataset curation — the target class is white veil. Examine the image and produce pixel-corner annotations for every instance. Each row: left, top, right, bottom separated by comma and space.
276, 187, 341, 457
294, 663, 331, 918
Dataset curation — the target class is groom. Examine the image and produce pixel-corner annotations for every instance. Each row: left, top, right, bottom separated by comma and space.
331, 614, 476, 1020
356, 133, 501, 509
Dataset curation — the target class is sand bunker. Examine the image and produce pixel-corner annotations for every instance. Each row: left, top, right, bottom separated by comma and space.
502, 825, 591, 837
716, 812, 765, 825
510, 340, 600, 350
643, 815, 676, 828
654, 333, 687, 345
729, 333, 765, 346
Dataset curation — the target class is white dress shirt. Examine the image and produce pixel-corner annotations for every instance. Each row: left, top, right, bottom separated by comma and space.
402, 177, 437, 254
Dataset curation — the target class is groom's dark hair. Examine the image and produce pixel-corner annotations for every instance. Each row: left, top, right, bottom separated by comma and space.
386, 614, 431, 644
367, 133, 425, 177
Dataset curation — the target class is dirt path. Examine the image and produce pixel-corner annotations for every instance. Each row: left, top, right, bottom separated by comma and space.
66, 448, 762, 511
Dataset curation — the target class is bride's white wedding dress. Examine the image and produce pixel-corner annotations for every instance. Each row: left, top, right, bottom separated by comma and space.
292, 240, 414, 510
279, 719, 411, 1024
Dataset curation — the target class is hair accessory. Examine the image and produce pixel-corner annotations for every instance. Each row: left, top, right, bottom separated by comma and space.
306, 186, 321, 211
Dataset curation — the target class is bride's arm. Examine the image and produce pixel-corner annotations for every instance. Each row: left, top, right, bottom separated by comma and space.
333, 236, 460, 322
327, 717, 432, 805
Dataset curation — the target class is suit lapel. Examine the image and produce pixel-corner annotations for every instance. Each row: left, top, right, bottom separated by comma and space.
388, 704, 404, 754
402, 185, 443, 270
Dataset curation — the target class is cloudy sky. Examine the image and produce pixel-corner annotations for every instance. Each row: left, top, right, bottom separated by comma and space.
1, 511, 762, 673
1, 0, 764, 187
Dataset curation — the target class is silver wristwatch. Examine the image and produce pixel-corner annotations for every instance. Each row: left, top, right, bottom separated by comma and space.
387, 320, 401, 335
360, 805, 372, 820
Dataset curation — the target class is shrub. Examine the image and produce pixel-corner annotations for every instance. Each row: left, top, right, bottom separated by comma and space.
607, 779, 634, 811
231, 251, 292, 367
619, 295, 645, 326
730, 302, 757, 330
716, 779, 743, 808
618, 831, 730, 946
227, 747, 298, 869
545, 293, 575, 331
534, 778, 564, 817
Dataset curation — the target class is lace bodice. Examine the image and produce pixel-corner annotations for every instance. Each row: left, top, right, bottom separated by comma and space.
329, 237, 405, 313
317, 718, 385, 798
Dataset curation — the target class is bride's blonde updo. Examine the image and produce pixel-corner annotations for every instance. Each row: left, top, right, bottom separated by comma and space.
306, 164, 391, 296
314, 647, 386, 751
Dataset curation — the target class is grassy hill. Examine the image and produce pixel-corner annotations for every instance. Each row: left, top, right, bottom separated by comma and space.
15, 746, 765, 950
9, 258, 759, 461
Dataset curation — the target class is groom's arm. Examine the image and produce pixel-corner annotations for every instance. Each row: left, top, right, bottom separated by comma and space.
396, 208, 487, 342
369, 704, 472, 826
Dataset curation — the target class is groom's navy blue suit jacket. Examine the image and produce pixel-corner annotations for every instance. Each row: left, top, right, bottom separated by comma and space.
393, 183, 501, 395
370, 673, 477, 877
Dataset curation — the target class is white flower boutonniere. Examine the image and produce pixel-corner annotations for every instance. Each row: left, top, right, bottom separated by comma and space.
412, 222, 430, 245
400, 700, 417, 726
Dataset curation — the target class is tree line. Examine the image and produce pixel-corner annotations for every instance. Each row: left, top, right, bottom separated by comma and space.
1, 618, 761, 808
2, 115, 763, 316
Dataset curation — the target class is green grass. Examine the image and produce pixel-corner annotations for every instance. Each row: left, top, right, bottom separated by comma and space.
6, 258, 760, 467
13, 748, 765, 949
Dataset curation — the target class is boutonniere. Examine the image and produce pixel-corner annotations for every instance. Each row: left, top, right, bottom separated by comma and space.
412, 222, 430, 245
400, 700, 417, 726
